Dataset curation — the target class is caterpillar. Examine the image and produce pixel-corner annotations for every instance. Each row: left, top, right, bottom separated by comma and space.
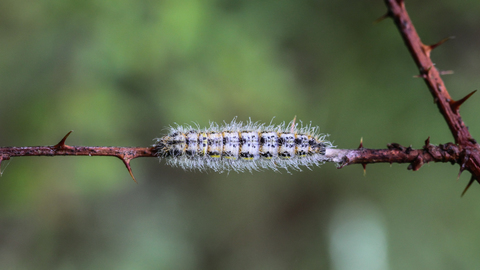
154, 118, 332, 173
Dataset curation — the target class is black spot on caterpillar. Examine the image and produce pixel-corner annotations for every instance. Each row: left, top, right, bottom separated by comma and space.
154, 118, 332, 173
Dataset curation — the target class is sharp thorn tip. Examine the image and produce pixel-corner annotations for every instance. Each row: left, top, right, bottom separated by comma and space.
429, 36, 453, 51
120, 157, 138, 183
358, 137, 364, 149
439, 70, 454, 76
450, 90, 477, 112
461, 176, 476, 197
54, 130, 73, 149
457, 167, 465, 181
374, 12, 390, 24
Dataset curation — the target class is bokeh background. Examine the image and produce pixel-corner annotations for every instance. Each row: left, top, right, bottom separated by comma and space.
1, 0, 480, 269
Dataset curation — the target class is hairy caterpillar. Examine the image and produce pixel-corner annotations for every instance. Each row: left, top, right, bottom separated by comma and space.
154, 118, 332, 173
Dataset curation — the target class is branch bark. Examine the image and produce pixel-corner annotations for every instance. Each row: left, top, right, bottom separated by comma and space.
0, 131, 155, 183
384, 0, 472, 144
325, 139, 460, 171
381, 0, 480, 193
0, 134, 463, 180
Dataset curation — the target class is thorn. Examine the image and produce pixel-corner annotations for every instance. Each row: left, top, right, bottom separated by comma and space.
449, 90, 477, 112
337, 163, 347, 169
458, 150, 471, 181
423, 36, 454, 57
388, 143, 405, 151
408, 155, 423, 171
54, 131, 73, 150
337, 157, 350, 169
461, 175, 476, 197
430, 36, 455, 50
337, 163, 348, 169
362, 163, 367, 176
439, 70, 454, 76
457, 167, 465, 181
414, 66, 433, 79
374, 12, 390, 24
290, 115, 297, 134
0, 157, 11, 177
119, 156, 138, 183
425, 136, 431, 147
358, 137, 363, 149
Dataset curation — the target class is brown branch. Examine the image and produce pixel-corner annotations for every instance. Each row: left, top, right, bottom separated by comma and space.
0, 132, 462, 179
0, 131, 155, 183
325, 139, 462, 169
380, 0, 480, 194
0, 130, 472, 195
384, 0, 470, 143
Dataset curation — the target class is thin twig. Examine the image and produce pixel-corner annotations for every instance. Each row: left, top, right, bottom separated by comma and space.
325, 139, 461, 170
0, 131, 155, 183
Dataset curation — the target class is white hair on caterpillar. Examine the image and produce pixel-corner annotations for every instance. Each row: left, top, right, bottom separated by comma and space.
154, 117, 333, 173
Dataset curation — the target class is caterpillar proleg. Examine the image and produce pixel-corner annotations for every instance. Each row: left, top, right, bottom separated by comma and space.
154, 118, 332, 173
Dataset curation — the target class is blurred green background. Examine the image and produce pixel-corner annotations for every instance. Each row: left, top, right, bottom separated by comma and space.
1, 0, 480, 269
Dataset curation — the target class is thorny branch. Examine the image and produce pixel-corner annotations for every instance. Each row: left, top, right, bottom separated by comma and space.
379, 0, 480, 195
0, 132, 467, 185
326, 138, 461, 170
329, 0, 480, 195
0, 131, 155, 183
0, 0, 478, 195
